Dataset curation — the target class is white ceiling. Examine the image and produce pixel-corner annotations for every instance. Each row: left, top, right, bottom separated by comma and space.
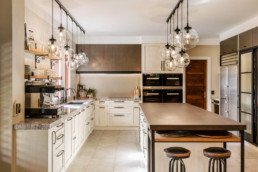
28, 0, 258, 39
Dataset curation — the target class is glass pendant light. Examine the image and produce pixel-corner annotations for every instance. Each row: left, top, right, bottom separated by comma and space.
175, 50, 190, 68
70, 21, 78, 69
183, 0, 199, 49
64, 14, 71, 60
49, 0, 57, 54
169, 15, 179, 57
160, 23, 171, 60
58, 7, 65, 45
174, 7, 182, 48
165, 57, 177, 71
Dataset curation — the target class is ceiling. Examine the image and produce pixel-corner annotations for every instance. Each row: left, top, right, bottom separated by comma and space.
27, 0, 258, 39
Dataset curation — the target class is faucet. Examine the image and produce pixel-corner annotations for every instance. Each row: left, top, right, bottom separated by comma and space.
65, 88, 77, 102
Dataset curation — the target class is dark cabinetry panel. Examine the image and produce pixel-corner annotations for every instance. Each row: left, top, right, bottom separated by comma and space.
253, 27, 258, 48
220, 36, 238, 56
76, 44, 141, 73
239, 29, 253, 51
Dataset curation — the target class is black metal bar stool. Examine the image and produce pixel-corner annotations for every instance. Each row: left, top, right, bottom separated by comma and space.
203, 147, 231, 172
164, 147, 191, 172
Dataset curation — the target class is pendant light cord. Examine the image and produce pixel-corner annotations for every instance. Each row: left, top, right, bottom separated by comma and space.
187, 0, 189, 25
52, 0, 54, 37
173, 15, 175, 45
181, 3, 183, 40
166, 22, 169, 44
66, 14, 68, 43
60, 6, 62, 25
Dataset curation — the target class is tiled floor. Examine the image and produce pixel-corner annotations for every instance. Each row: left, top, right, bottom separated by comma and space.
67, 130, 258, 172
67, 130, 146, 172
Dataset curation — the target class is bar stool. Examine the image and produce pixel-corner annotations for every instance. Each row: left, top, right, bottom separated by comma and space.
203, 147, 231, 172
164, 147, 191, 172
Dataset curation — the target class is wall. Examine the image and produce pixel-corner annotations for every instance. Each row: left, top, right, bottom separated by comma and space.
79, 74, 141, 98
24, 0, 77, 93
187, 45, 220, 99
0, 0, 25, 172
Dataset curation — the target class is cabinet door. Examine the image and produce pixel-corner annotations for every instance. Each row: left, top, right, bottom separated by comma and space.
133, 107, 140, 126
143, 44, 162, 72
65, 117, 73, 163
52, 147, 64, 172
253, 27, 258, 48
96, 106, 108, 126
220, 36, 238, 56
239, 29, 253, 51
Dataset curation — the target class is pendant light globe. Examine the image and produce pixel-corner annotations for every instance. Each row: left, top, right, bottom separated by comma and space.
165, 58, 177, 71
175, 50, 190, 68
183, 27, 199, 49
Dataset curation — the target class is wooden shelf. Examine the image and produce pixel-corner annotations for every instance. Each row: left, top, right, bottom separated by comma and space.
25, 49, 48, 56
25, 49, 61, 60
155, 133, 240, 143
25, 75, 62, 80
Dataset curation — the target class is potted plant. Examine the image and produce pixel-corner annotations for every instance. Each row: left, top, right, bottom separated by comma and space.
86, 88, 96, 99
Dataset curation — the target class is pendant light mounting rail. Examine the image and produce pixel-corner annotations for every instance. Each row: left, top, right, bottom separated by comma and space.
166, 0, 184, 23
54, 0, 85, 34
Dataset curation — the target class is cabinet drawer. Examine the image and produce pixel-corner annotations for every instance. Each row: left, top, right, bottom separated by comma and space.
109, 101, 133, 107
53, 145, 65, 172
52, 122, 65, 149
109, 107, 132, 114
108, 113, 133, 126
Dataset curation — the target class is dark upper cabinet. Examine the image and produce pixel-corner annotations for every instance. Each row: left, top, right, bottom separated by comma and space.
239, 29, 253, 51
220, 36, 238, 56
253, 27, 258, 48
76, 44, 141, 73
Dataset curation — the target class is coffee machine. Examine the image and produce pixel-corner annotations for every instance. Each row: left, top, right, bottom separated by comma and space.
25, 84, 64, 118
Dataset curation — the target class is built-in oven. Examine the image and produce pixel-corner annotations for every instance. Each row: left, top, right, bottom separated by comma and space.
163, 90, 183, 103
143, 74, 162, 86
143, 90, 162, 103
163, 74, 183, 86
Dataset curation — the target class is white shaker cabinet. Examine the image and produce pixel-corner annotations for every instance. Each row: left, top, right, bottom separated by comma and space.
64, 116, 73, 163
142, 44, 162, 72
95, 101, 108, 126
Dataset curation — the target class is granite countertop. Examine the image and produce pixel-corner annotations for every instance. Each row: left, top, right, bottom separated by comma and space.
14, 100, 93, 130
98, 97, 141, 102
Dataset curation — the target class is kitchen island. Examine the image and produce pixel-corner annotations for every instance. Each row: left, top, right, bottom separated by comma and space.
139, 103, 246, 172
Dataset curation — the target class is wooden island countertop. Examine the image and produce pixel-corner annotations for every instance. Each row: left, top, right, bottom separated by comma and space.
139, 103, 246, 131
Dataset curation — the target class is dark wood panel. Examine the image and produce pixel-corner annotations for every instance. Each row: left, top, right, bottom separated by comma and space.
76, 44, 141, 73
220, 35, 238, 56
239, 29, 253, 51
186, 60, 207, 109
253, 27, 258, 48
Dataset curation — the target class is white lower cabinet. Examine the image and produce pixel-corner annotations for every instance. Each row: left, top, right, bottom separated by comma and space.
95, 100, 140, 127
15, 101, 95, 172
65, 116, 73, 163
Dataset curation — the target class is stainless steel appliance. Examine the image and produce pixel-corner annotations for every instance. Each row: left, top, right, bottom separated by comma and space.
220, 65, 238, 122
143, 74, 183, 103
25, 84, 64, 118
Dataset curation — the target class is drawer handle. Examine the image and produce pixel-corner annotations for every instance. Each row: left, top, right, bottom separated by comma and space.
114, 114, 125, 117
114, 107, 124, 109
99, 106, 105, 108
57, 122, 64, 128
73, 136, 76, 140
56, 150, 64, 157
91, 118, 94, 120
167, 93, 180, 96
114, 101, 125, 103
147, 77, 159, 80
86, 122, 90, 125
52, 131, 56, 144
167, 77, 179, 80
81, 109, 86, 112
57, 134, 64, 140
99, 101, 105, 103
67, 117, 73, 121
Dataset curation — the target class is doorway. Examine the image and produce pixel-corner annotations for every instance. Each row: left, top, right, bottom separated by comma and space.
186, 60, 208, 109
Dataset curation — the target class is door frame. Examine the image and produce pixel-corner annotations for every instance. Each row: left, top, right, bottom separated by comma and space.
184, 56, 212, 111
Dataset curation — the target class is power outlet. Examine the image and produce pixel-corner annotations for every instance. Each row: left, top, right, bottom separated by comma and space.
13, 101, 21, 117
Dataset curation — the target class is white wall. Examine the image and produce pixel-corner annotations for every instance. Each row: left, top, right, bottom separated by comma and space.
79, 74, 141, 98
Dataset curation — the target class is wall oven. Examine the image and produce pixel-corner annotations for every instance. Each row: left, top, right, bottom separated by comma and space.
143, 74, 183, 103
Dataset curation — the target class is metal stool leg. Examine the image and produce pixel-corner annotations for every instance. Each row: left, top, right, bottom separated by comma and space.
179, 159, 186, 172
169, 159, 173, 172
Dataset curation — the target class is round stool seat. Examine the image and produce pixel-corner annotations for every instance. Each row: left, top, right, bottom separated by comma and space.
164, 147, 191, 159
203, 147, 231, 159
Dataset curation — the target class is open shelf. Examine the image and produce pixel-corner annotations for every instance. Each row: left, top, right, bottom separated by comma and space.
25, 74, 62, 80
155, 133, 240, 143
25, 49, 62, 60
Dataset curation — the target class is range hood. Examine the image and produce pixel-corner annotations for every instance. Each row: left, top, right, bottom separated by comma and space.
76, 44, 141, 74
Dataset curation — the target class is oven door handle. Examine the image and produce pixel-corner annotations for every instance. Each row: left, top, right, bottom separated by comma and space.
166, 93, 180, 96
146, 77, 159, 80
145, 93, 159, 96
167, 77, 179, 80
